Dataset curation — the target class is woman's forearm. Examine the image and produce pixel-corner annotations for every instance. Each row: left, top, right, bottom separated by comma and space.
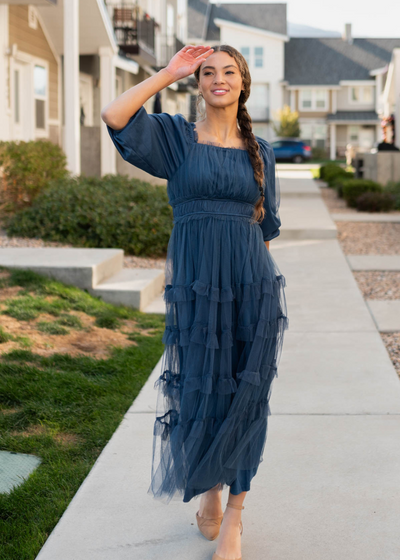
265, 241, 270, 251
100, 68, 176, 130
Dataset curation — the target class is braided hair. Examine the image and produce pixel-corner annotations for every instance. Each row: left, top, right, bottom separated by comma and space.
194, 44, 266, 223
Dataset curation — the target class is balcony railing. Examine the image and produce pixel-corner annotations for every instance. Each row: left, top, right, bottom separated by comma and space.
104, 2, 156, 55
158, 34, 186, 67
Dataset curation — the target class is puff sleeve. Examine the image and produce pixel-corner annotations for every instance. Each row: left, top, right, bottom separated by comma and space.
258, 139, 281, 242
106, 105, 189, 180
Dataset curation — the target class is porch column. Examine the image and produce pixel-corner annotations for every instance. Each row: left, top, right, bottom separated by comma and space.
63, 0, 80, 175
99, 47, 116, 176
330, 123, 336, 161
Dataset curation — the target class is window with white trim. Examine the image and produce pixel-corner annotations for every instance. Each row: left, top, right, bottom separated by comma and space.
240, 47, 250, 65
300, 122, 327, 147
300, 89, 312, 109
315, 89, 326, 108
349, 86, 373, 104
254, 46, 263, 68
300, 89, 328, 111
34, 64, 47, 130
300, 123, 313, 144
348, 126, 359, 142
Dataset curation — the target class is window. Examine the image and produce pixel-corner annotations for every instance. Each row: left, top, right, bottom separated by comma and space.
300, 89, 327, 111
349, 86, 373, 104
254, 46, 263, 68
246, 83, 269, 120
363, 86, 373, 103
240, 47, 250, 65
349, 125, 359, 142
300, 123, 313, 144
351, 87, 359, 102
300, 122, 327, 147
315, 90, 326, 108
300, 90, 312, 109
34, 64, 47, 130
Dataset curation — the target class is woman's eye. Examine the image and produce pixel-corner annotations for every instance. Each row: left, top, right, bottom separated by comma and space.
204, 71, 234, 75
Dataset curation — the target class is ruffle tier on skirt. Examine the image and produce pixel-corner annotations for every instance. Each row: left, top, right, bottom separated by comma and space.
147, 199, 289, 503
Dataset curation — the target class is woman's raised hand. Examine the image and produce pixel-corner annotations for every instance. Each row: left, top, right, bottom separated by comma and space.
164, 45, 214, 81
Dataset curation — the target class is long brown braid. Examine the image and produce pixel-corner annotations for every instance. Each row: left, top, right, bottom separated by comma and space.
193, 44, 266, 223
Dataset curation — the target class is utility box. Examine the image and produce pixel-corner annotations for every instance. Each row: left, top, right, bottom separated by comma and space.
354, 151, 400, 184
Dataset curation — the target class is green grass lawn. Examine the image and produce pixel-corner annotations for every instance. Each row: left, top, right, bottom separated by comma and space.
0, 265, 165, 559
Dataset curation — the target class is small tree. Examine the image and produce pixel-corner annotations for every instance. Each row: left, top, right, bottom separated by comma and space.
272, 105, 301, 138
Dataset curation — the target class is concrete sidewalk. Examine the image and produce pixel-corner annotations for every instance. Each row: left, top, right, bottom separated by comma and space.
35, 174, 400, 560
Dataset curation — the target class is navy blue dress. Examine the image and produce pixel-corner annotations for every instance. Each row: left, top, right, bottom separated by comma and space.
107, 106, 289, 504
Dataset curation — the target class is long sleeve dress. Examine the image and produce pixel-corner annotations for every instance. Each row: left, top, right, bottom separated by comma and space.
107, 106, 289, 504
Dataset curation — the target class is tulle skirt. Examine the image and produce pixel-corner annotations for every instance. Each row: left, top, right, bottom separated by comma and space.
147, 199, 289, 504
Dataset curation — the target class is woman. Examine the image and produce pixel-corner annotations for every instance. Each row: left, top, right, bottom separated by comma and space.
101, 44, 289, 560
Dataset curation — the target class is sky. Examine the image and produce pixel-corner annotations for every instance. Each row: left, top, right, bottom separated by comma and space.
210, 0, 400, 38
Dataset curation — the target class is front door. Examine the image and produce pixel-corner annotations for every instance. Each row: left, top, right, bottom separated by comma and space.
359, 127, 375, 149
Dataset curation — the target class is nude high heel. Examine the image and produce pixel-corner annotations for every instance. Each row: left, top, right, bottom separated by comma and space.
196, 509, 224, 541
211, 501, 244, 560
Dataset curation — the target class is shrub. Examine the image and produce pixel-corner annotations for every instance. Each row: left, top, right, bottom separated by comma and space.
341, 179, 383, 207
355, 191, 396, 212
311, 146, 328, 160
385, 181, 400, 210
319, 162, 341, 181
0, 139, 69, 212
332, 173, 358, 197
4, 174, 173, 257
318, 163, 354, 186
325, 167, 354, 187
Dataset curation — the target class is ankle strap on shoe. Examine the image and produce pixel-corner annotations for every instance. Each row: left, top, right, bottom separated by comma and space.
226, 502, 244, 510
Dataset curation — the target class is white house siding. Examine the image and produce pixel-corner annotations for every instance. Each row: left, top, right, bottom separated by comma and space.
217, 24, 285, 141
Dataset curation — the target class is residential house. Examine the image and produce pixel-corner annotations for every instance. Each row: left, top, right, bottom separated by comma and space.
0, 0, 190, 184
284, 25, 400, 158
187, 0, 289, 140
380, 47, 400, 146
188, 2, 400, 158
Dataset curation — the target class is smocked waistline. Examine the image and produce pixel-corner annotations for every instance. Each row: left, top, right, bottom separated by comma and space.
172, 198, 255, 222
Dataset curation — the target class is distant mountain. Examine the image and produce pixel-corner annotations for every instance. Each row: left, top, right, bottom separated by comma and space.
288, 22, 341, 37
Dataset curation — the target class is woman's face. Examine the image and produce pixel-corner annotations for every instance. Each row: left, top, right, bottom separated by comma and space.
198, 51, 243, 109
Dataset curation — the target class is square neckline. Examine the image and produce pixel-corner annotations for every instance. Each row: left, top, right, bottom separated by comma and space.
190, 121, 248, 152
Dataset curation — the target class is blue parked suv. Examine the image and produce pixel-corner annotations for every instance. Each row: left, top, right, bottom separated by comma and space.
270, 138, 312, 163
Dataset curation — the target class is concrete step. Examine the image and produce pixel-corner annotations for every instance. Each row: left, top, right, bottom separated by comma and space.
347, 255, 400, 271
0, 247, 123, 290
142, 292, 165, 314
366, 299, 400, 332
88, 268, 164, 312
